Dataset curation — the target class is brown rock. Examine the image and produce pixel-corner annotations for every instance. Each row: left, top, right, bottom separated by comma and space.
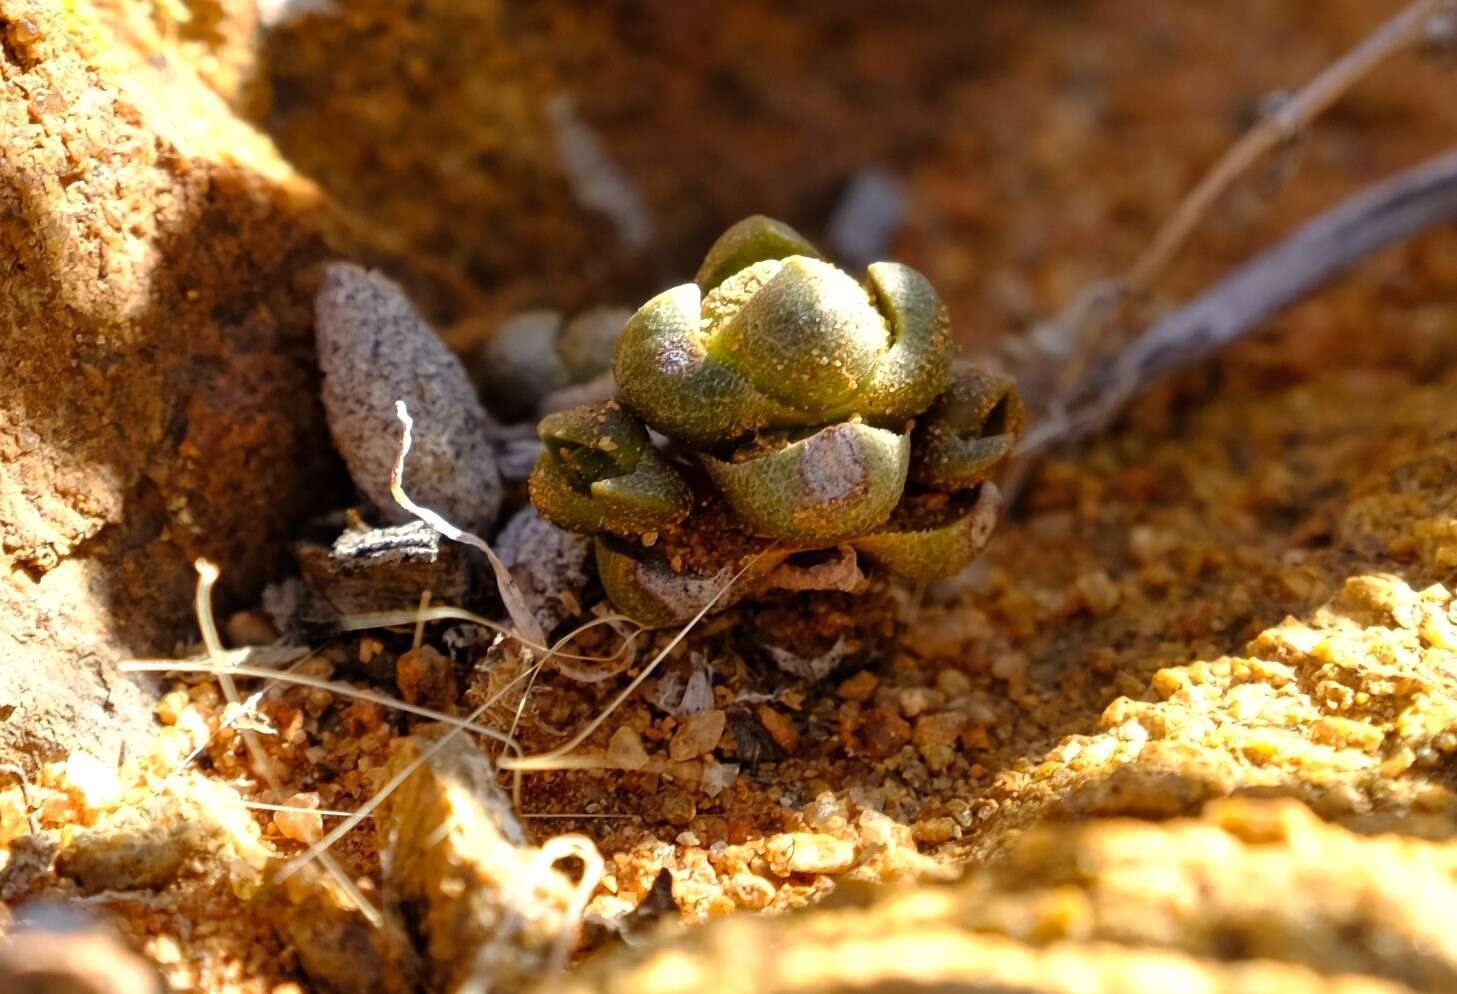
54, 773, 269, 895
372, 728, 586, 994
846, 705, 911, 761
914, 712, 969, 772
757, 706, 801, 754
647, 787, 697, 828
0, 0, 339, 765
836, 670, 879, 702
607, 726, 650, 771
547, 800, 1457, 994
394, 645, 458, 709
57, 814, 211, 894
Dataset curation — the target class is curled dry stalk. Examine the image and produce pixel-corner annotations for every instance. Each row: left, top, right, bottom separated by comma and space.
1124, 0, 1453, 296
1010, 0, 1457, 474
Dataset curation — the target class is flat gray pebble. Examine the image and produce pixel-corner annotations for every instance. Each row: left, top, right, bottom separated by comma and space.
316, 263, 503, 535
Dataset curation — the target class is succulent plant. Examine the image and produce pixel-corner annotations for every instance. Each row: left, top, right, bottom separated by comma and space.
912, 367, 1025, 491
528, 400, 692, 538
529, 216, 1022, 626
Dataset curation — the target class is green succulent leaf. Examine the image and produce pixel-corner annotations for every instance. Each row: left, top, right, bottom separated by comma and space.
859, 262, 954, 421
701, 422, 910, 544
614, 221, 953, 451
529, 401, 691, 537
911, 368, 1025, 491
613, 283, 794, 449
852, 484, 1002, 581
694, 215, 822, 293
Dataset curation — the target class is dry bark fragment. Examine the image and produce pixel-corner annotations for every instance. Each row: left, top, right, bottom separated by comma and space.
295, 519, 470, 616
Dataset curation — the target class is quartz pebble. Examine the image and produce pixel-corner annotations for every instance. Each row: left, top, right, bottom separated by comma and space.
765, 833, 856, 876
64, 751, 123, 811
607, 726, 650, 771
272, 793, 323, 845
670, 709, 727, 762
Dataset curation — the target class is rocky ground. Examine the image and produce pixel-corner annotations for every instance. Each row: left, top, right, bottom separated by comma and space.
3, 2, 1457, 993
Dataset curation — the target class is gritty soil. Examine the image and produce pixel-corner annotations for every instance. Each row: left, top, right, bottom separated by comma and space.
4, 2, 1457, 994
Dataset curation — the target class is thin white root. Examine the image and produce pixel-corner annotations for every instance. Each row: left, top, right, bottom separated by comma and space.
537, 834, 605, 975
392, 400, 547, 647
411, 589, 432, 650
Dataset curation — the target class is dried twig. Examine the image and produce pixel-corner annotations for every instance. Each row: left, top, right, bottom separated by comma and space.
1021, 144, 1457, 454
1002, 0, 1457, 482
1010, 0, 1454, 422
1125, 0, 1452, 295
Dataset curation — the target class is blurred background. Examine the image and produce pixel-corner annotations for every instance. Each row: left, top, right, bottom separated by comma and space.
248, 0, 1456, 365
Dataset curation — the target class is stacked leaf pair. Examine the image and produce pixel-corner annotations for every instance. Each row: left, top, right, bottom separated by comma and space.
529, 216, 1022, 625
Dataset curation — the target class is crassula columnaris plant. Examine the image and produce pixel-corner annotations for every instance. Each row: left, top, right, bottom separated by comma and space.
529, 216, 1023, 626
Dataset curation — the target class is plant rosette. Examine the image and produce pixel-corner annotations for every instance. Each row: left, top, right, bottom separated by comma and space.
529, 216, 1023, 626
